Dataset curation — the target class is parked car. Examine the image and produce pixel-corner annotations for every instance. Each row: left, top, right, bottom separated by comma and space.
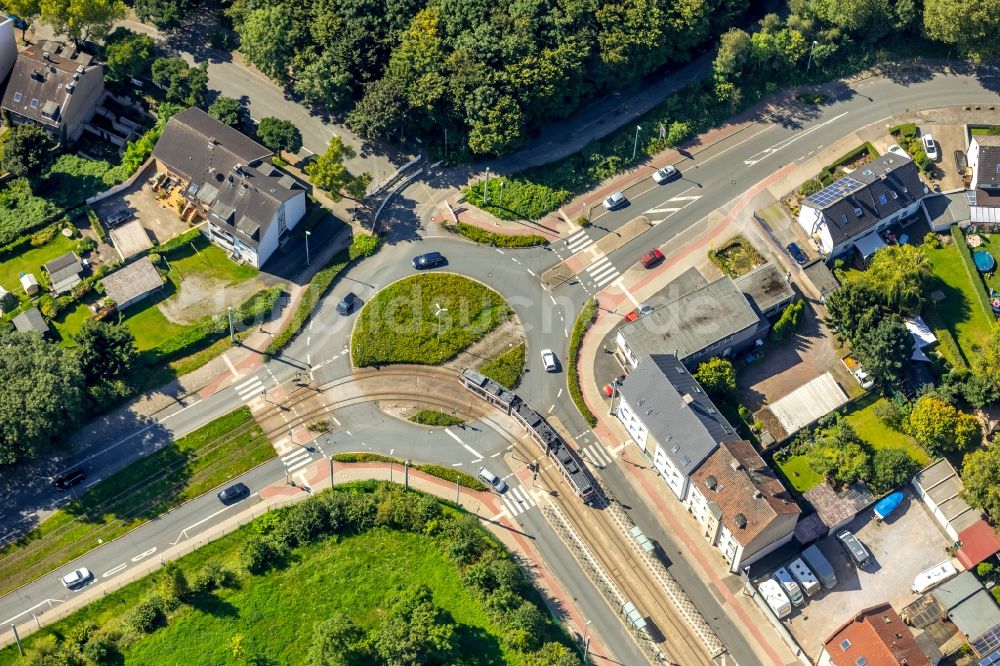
836, 530, 872, 568
217, 482, 250, 505
854, 369, 875, 391
640, 248, 665, 268
801, 544, 837, 589
540, 349, 557, 372
477, 467, 508, 493
412, 252, 446, 269
336, 292, 358, 316
53, 467, 86, 490
624, 303, 653, 322
923, 133, 939, 161
652, 165, 680, 184
61, 567, 93, 589
602, 192, 627, 210
786, 242, 808, 265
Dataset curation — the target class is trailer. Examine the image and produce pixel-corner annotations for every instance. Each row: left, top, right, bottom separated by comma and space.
757, 578, 792, 619
787, 558, 821, 597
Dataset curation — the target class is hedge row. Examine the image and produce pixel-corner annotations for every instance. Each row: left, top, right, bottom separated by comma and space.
409, 409, 465, 427
149, 227, 203, 257
331, 453, 488, 491
567, 299, 598, 427
445, 222, 548, 248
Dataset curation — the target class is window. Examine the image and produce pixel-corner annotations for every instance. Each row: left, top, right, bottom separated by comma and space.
30, 98, 38, 108
12, 92, 21, 103
840, 639, 851, 650
878, 194, 888, 205
680, 455, 691, 466
854, 207, 863, 217
856, 659, 868, 666
995, 164, 1000, 174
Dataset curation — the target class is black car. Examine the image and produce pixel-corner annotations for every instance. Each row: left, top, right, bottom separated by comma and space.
217, 482, 250, 504
336, 292, 358, 315
412, 252, 446, 269
53, 468, 86, 490
786, 242, 808, 265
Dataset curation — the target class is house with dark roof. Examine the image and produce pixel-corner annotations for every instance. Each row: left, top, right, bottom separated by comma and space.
686, 439, 801, 572
797, 154, 927, 258
930, 571, 1000, 658
0, 19, 19, 91
12, 307, 50, 337
42, 252, 83, 294
152, 107, 306, 268
616, 353, 741, 500
967, 135, 1000, 224
801, 482, 875, 535
734, 263, 796, 320
101, 257, 164, 310
0, 40, 104, 142
614, 275, 765, 370
819, 603, 933, 666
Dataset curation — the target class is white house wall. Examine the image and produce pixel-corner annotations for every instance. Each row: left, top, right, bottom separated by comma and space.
0, 20, 17, 86
969, 139, 983, 190
652, 444, 689, 500
797, 206, 828, 253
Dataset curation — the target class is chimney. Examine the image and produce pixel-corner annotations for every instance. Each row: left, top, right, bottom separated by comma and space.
753, 490, 763, 499
682, 393, 694, 406
42, 52, 50, 61
730, 459, 742, 472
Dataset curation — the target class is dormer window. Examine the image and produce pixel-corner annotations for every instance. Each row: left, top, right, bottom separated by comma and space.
854, 207, 863, 217
12, 92, 21, 103
30, 99, 38, 108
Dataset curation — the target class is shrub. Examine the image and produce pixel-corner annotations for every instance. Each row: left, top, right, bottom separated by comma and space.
799, 178, 823, 197
478, 342, 525, 390
409, 409, 465, 427
871, 448, 919, 493
446, 222, 547, 248
192, 562, 238, 594
874, 399, 907, 431
240, 535, 282, 574
567, 299, 597, 426
413, 464, 488, 491
977, 562, 995, 578
128, 596, 166, 633
348, 232, 381, 260
149, 227, 202, 257
159, 563, 191, 607
771, 300, 804, 341
923, 232, 942, 249
77, 236, 97, 254
463, 178, 570, 222
82, 633, 117, 663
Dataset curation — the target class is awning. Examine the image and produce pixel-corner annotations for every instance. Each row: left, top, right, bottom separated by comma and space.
854, 231, 886, 261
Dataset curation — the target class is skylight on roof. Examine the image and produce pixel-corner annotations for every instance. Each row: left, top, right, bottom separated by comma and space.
30, 99, 38, 108
878, 194, 887, 205
12, 92, 21, 103
854, 207, 863, 217
840, 639, 851, 650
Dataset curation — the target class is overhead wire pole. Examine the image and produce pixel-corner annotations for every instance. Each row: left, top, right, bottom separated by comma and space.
632, 125, 642, 160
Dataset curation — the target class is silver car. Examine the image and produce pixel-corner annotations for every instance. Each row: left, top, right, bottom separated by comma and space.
602, 192, 627, 210
836, 530, 871, 568
477, 467, 508, 493
540, 348, 557, 372
61, 567, 93, 589
652, 165, 679, 184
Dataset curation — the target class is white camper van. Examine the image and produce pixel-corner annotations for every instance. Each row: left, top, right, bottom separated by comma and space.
788, 558, 821, 597
912, 561, 958, 594
772, 567, 805, 607
758, 578, 792, 619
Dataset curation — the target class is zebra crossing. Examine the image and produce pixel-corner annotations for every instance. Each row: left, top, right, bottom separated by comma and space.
582, 256, 620, 290
500, 485, 537, 517
233, 375, 265, 402
580, 443, 614, 468
561, 228, 595, 254
280, 447, 316, 475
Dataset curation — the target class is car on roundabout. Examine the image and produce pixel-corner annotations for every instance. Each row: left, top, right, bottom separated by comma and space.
412, 252, 446, 269
478, 467, 508, 493
541, 349, 558, 372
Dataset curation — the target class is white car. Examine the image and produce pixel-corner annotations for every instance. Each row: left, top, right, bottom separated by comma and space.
923, 133, 939, 161
61, 567, 92, 589
652, 165, 679, 184
887, 144, 908, 158
602, 192, 627, 210
854, 369, 875, 391
477, 467, 508, 493
541, 348, 557, 372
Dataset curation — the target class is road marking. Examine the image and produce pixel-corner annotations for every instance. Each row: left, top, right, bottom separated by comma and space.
235, 376, 265, 402
500, 485, 537, 516
331, 416, 341, 426
221, 352, 239, 377
346, 430, 352, 436
451, 462, 463, 467
512, 257, 521, 264
564, 327, 569, 338
102, 563, 127, 578
743, 111, 849, 166
556, 388, 563, 398
647, 206, 682, 214
526, 268, 536, 277
548, 404, 555, 413
445, 428, 484, 458
491, 451, 503, 457
2, 599, 64, 626
668, 195, 702, 201
170, 501, 249, 545
233, 376, 261, 392
581, 445, 613, 467
130, 547, 157, 562
495, 248, 505, 255
549, 293, 556, 305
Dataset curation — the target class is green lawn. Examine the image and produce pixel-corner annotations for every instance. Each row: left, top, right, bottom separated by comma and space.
925, 241, 996, 363
352, 274, 511, 366
478, 342, 525, 390
0, 408, 272, 597
123, 288, 193, 351
776, 454, 825, 493
409, 409, 466, 426
0, 232, 77, 293
165, 238, 258, 286
843, 395, 930, 465
51, 300, 94, 343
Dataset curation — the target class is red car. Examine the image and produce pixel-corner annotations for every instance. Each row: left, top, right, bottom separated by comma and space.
624, 310, 639, 322
640, 248, 664, 268
623, 303, 653, 322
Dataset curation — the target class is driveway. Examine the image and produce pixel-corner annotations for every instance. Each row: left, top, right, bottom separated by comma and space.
785, 489, 952, 660
91, 163, 188, 244
919, 122, 967, 191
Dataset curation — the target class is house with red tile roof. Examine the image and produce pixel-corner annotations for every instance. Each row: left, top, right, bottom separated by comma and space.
819, 603, 932, 666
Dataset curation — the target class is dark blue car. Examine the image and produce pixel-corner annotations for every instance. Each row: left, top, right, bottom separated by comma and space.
412, 252, 446, 269
786, 242, 808, 265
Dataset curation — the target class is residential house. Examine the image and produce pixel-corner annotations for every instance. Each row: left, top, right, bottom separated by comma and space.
687, 439, 801, 572
819, 603, 933, 666
930, 571, 1000, 658
43, 252, 83, 294
12, 307, 49, 337
101, 257, 164, 310
616, 353, 741, 500
0, 40, 104, 142
796, 154, 927, 258
151, 107, 306, 268
734, 263, 796, 321
912, 459, 1000, 569
966, 135, 1000, 224
615, 275, 764, 370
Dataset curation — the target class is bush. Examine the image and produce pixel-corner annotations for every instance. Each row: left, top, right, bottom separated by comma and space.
409, 409, 465, 427
771, 300, 804, 341
82, 633, 117, 663
567, 299, 597, 427
192, 562, 238, 594
149, 227, 202, 257
871, 448, 919, 493
240, 534, 283, 574
799, 178, 823, 197
348, 232, 381, 260
446, 222, 547, 248
159, 563, 191, 608
463, 178, 570, 222
923, 232, 942, 249
77, 236, 97, 254
413, 464, 488, 491
478, 342, 525, 390
874, 399, 907, 431
128, 596, 166, 633
977, 562, 995, 578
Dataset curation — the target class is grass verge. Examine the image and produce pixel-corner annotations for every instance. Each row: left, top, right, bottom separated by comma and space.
266, 250, 349, 354
478, 342, 525, 390
409, 409, 465, 427
352, 273, 511, 366
445, 222, 548, 247
0, 408, 272, 597
567, 299, 597, 427
330, 453, 488, 491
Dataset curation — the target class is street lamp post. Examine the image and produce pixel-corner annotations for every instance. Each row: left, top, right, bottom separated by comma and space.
632, 125, 642, 160
321, 435, 334, 489
305, 230, 311, 267
583, 620, 592, 664
434, 303, 448, 339
228, 306, 235, 344
806, 40, 819, 73
483, 168, 490, 206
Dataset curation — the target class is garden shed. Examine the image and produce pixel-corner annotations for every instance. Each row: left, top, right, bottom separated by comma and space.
101, 257, 164, 310
42, 252, 83, 294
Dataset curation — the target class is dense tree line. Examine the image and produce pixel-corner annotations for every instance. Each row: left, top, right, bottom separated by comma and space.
225, 0, 750, 156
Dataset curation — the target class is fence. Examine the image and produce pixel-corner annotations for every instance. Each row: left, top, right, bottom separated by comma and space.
84, 157, 155, 206
740, 573, 813, 665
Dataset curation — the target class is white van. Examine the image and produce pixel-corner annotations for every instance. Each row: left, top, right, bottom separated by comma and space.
787, 558, 821, 597
772, 567, 805, 607
912, 561, 958, 594
758, 578, 791, 619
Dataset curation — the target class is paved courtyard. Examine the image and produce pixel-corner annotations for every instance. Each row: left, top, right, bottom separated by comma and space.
92, 163, 190, 245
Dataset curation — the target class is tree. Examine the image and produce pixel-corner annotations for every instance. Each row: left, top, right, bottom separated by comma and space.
0, 332, 86, 466
103, 29, 156, 83
809, 421, 871, 488
73, 320, 136, 386
851, 313, 912, 384
981, 325, 1000, 389
524, 643, 580, 666
347, 78, 408, 142
961, 444, 1000, 521
306, 614, 367, 666
907, 394, 980, 453
208, 97, 243, 127
1, 124, 56, 181
292, 50, 354, 111
771, 300, 804, 341
825, 281, 881, 337
713, 27, 753, 81
159, 563, 191, 607
6, 0, 41, 39
134, 0, 187, 28
151, 58, 208, 107
305, 137, 372, 202
870, 448, 918, 493
862, 245, 930, 314
694, 357, 737, 397
233, 5, 299, 83
257, 117, 303, 154
373, 585, 455, 666
38, 0, 126, 42
466, 93, 524, 156
924, 0, 1000, 62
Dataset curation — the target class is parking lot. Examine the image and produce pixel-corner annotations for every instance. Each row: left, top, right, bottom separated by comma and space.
784, 488, 952, 659
92, 163, 189, 245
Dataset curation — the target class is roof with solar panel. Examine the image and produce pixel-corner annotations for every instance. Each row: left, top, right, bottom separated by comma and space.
802, 153, 926, 244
